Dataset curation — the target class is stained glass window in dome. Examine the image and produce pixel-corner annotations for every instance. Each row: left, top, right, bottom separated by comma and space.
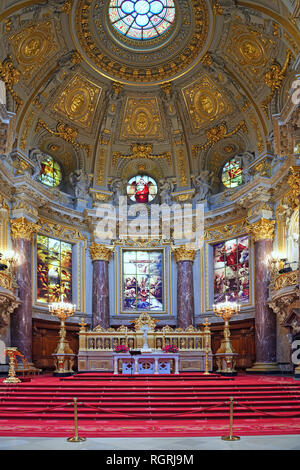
221, 158, 243, 188
127, 175, 158, 203
38, 156, 62, 187
109, 0, 175, 40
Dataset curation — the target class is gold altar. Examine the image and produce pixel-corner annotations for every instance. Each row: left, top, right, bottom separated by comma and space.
78, 313, 213, 373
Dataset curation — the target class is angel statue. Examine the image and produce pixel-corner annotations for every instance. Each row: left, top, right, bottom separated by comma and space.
110, 177, 124, 205
159, 178, 174, 205
193, 170, 214, 202
69, 169, 90, 199
236, 151, 255, 184
29, 148, 43, 179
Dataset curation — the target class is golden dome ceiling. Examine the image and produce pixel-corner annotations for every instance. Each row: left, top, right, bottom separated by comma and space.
0, 0, 299, 193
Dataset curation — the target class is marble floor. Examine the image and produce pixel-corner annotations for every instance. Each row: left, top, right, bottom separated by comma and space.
0, 435, 299, 450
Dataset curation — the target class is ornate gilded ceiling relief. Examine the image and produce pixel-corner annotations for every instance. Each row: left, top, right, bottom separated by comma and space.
121, 97, 163, 139
224, 23, 276, 92
9, 21, 58, 82
182, 75, 231, 131
73, 0, 211, 83
52, 74, 101, 130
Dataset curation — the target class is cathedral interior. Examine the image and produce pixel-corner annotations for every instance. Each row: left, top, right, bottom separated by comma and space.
0, 0, 299, 383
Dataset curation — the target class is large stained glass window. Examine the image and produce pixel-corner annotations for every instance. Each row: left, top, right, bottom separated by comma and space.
122, 250, 164, 311
108, 0, 175, 40
213, 236, 249, 304
37, 235, 72, 303
221, 158, 243, 188
38, 155, 62, 187
127, 175, 158, 203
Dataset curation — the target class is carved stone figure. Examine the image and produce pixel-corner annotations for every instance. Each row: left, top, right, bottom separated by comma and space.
159, 178, 174, 205
69, 169, 90, 199
110, 177, 124, 205
193, 170, 214, 202
29, 148, 43, 179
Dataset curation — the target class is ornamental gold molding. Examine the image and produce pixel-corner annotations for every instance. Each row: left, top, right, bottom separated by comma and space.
35, 119, 91, 158
89, 243, 113, 262
204, 219, 249, 242
53, 74, 101, 129
0, 58, 22, 109
182, 75, 231, 130
249, 112, 265, 154
75, 0, 209, 83
121, 97, 163, 139
0, 272, 13, 291
112, 143, 171, 167
274, 270, 299, 291
38, 217, 87, 243
172, 246, 197, 262
10, 217, 40, 240
246, 218, 275, 242
261, 50, 292, 115
288, 166, 300, 208
193, 120, 248, 152
225, 23, 275, 91
9, 21, 58, 82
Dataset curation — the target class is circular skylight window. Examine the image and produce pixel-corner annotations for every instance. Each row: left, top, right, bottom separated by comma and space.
108, 0, 175, 40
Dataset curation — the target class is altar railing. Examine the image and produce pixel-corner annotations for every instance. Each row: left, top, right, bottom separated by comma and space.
78, 324, 211, 353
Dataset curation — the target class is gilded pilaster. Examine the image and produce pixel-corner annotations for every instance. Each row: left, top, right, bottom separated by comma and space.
173, 245, 197, 329
10, 217, 39, 241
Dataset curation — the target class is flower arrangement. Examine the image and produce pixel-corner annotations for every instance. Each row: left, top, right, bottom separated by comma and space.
114, 344, 129, 353
162, 345, 178, 353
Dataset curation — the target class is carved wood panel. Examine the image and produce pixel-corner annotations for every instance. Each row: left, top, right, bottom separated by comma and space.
32, 318, 80, 370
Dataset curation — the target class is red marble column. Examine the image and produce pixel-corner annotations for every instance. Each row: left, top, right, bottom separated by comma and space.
173, 247, 196, 329
247, 218, 280, 373
89, 243, 112, 329
10, 218, 38, 361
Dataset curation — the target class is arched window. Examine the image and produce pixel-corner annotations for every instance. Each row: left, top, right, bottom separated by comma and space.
127, 175, 158, 203
38, 155, 62, 187
108, 0, 175, 40
221, 158, 243, 188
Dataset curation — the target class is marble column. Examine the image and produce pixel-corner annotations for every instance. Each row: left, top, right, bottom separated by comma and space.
173, 246, 196, 329
10, 217, 39, 361
247, 218, 280, 373
89, 243, 113, 329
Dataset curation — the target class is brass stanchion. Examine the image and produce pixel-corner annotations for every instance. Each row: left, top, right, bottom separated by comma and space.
221, 397, 240, 441
67, 397, 86, 442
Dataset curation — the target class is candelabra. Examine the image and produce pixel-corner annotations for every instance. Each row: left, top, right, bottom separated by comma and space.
213, 297, 240, 375
3, 347, 21, 384
49, 301, 76, 376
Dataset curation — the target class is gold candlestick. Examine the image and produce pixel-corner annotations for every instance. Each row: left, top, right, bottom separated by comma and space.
49, 301, 76, 375
213, 297, 240, 375
3, 348, 22, 384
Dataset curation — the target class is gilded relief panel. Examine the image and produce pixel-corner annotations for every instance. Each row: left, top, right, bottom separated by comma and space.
224, 23, 276, 90
52, 75, 102, 130
182, 76, 231, 131
9, 21, 58, 82
120, 97, 163, 140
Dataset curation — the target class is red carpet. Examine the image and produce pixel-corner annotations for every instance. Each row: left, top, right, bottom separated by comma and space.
0, 373, 300, 437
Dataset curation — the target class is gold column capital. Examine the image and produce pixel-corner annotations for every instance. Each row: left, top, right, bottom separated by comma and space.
89, 242, 113, 262
10, 217, 39, 241
246, 218, 275, 242
172, 245, 197, 262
